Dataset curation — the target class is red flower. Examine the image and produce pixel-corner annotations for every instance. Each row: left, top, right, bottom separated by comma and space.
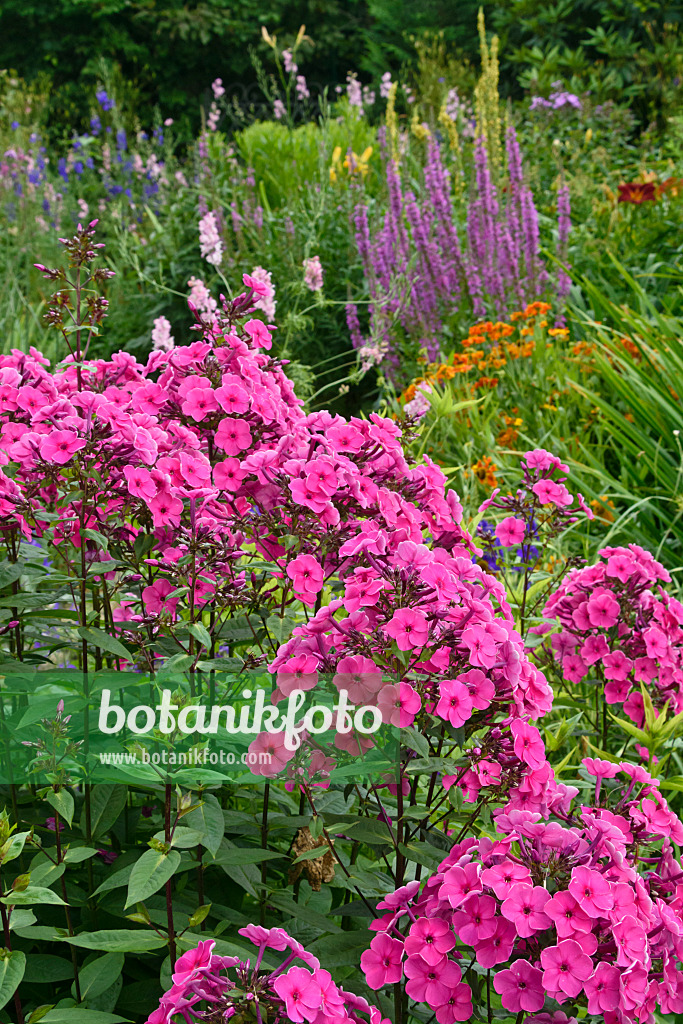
617, 181, 656, 204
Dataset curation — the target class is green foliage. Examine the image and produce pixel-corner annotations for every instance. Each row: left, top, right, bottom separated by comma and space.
569, 260, 683, 568
491, 0, 683, 122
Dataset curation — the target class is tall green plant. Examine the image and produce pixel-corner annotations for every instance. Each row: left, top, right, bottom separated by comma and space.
570, 257, 683, 571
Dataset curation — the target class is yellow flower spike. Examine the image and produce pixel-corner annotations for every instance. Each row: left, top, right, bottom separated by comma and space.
360, 146, 373, 164
261, 26, 276, 48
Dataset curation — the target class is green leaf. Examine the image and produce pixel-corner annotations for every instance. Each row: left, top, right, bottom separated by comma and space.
92, 865, 133, 898
1, 886, 66, 906
0, 950, 25, 1011
0, 831, 31, 865
82, 785, 128, 838
39, 1010, 129, 1023
402, 727, 430, 758
291, 846, 330, 865
45, 789, 74, 828
77, 627, 133, 663
0, 561, 24, 589
186, 623, 212, 650
607, 713, 650, 747
125, 849, 181, 908
72, 952, 124, 1003
187, 904, 211, 928
398, 841, 443, 870
216, 847, 285, 866
152, 828, 205, 850
64, 847, 98, 864
63, 930, 167, 953
182, 794, 224, 857
23, 955, 73, 984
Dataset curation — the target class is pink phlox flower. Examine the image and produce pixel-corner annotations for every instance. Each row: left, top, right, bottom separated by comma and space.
543, 891, 592, 938
171, 939, 215, 985
440, 862, 482, 909
142, 578, 179, 616
244, 319, 273, 350
532, 479, 571, 506
404, 918, 455, 965
473, 916, 516, 968
272, 966, 322, 1023
215, 380, 250, 415
213, 458, 246, 491
568, 866, 614, 918
436, 679, 474, 728
214, 417, 252, 455
452, 893, 497, 945
384, 608, 430, 651
493, 959, 545, 1013
501, 883, 551, 937
124, 464, 157, 501
584, 961, 620, 1014
360, 933, 404, 988
277, 654, 319, 697
540, 939, 594, 999
510, 719, 546, 770
481, 859, 532, 899
287, 554, 324, 602
247, 731, 296, 776
586, 589, 620, 628
377, 682, 421, 727
40, 429, 86, 464
495, 516, 526, 547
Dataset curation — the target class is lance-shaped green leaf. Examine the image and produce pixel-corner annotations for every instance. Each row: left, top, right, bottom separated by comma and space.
0, 949, 25, 1010
77, 627, 133, 663
125, 848, 181, 908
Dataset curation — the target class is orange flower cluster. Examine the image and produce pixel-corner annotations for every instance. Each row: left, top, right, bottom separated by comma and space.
497, 413, 523, 449
470, 456, 498, 488
400, 303, 556, 404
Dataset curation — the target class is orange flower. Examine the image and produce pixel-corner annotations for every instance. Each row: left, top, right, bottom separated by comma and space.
470, 456, 498, 487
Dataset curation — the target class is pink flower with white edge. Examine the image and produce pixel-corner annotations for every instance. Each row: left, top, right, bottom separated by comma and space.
40, 430, 86, 464
171, 939, 215, 984
384, 608, 429, 650
495, 516, 526, 546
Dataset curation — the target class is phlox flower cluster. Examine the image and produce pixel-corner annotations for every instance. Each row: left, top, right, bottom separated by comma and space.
362, 759, 683, 1024
146, 928, 387, 1024
476, 448, 593, 577
199, 210, 223, 266
542, 545, 683, 725
266, 448, 593, 799
303, 255, 323, 292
